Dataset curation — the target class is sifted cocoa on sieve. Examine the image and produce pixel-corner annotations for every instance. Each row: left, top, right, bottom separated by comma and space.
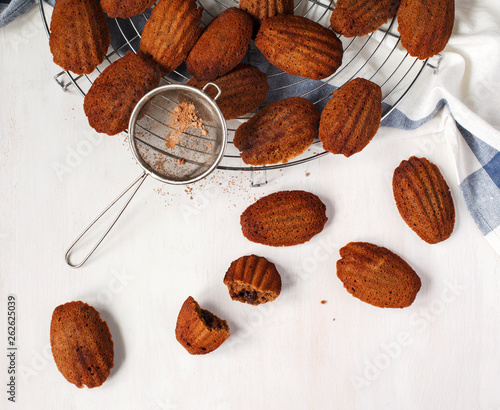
165, 101, 208, 149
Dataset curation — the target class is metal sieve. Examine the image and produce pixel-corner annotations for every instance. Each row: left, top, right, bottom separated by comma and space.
65, 83, 227, 268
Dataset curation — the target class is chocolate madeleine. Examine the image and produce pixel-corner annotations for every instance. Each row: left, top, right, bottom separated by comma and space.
393, 156, 455, 244
233, 96, 320, 165
255, 15, 343, 80
50, 301, 114, 388
84, 51, 161, 135
319, 78, 382, 157
337, 242, 421, 308
140, 0, 203, 73
239, 0, 294, 27
241, 190, 327, 246
175, 297, 230, 355
330, 0, 401, 37
186, 8, 253, 81
101, 0, 155, 18
49, 0, 110, 75
398, 0, 455, 59
224, 255, 282, 305
187, 64, 269, 120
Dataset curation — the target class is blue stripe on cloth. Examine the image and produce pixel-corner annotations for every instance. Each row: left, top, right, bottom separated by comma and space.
382, 99, 447, 130
459, 168, 500, 235
483, 152, 500, 190
0, 0, 36, 28
456, 122, 499, 165
455, 121, 500, 234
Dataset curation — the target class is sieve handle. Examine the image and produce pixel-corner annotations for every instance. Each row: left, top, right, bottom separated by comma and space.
202, 82, 222, 100
65, 172, 149, 268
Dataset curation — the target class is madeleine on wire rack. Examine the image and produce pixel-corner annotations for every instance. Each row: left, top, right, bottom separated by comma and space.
330, 0, 401, 37
255, 15, 343, 80
140, 0, 203, 73
101, 0, 155, 18
233, 96, 319, 165
49, 0, 110, 75
398, 0, 455, 59
187, 64, 269, 120
186, 8, 254, 81
84, 51, 161, 135
239, 0, 294, 28
319, 77, 382, 157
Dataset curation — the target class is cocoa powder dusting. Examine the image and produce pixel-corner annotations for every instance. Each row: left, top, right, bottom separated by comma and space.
166, 102, 207, 149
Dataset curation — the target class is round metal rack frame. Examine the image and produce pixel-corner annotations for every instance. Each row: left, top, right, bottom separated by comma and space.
39, 0, 437, 175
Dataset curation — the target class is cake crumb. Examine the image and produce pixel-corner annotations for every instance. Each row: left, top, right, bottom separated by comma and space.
305, 172, 310, 177
321, 300, 327, 304
333, 318, 336, 321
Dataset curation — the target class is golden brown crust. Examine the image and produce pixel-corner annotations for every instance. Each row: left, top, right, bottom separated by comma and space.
101, 0, 155, 18
49, 0, 110, 75
224, 255, 282, 305
175, 297, 230, 355
393, 156, 455, 244
50, 301, 114, 388
186, 8, 254, 81
337, 242, 421, 308
239, 0, 294, 27
255, 15, 343, 80
233, 97, 319, 165
83, 51, 161, 136
241, 190, 327, 246
319, 78, 382, 157
140, 0, 203, 73
398, 0, 455, 59
186, 64, 269, 120
330, 0, 401, 37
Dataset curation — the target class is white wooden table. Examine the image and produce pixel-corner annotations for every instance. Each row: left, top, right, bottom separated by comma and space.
1, 6, 499, 410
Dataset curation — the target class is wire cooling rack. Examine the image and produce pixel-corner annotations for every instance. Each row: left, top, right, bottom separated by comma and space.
40, 0, 438, 173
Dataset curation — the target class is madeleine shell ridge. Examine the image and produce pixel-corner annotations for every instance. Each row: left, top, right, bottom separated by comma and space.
239, 0, 294, 26
140, 0, 203, 73
101, 0, 156, 18
337, 242, 421, 308
175, 297, 230, 355
319, 77, 382, 157
240, 190, 328, 246
398, 0, 455, 59
83, 51, 161, 135
224, 255, 282, 305
233, 96, 320, 165
186, 63, 269, 120
330, 0, 401, 37
50, 301, 114, 388
255, 15, 343, 80
393, 156, 455, 244
186, 8, 253, 81
49, 0, 110, 75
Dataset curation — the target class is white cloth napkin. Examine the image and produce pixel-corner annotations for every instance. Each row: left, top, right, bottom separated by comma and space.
382, 0, 500, 254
